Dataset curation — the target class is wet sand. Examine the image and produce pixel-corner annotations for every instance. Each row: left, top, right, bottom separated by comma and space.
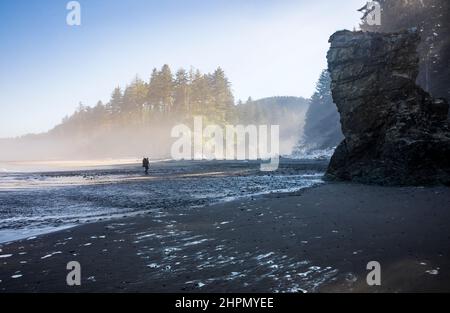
1, 182, 450, 293
0, 159, 326, 243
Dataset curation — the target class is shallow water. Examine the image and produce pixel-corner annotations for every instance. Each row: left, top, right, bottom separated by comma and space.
0, 160, 326, 243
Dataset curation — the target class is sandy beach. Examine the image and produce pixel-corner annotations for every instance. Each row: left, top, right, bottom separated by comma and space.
2, 0, 450, 300
1, 179, 449, 293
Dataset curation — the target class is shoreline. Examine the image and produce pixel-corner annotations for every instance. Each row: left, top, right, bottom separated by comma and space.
1, 182, 450, 292
0, 179, 325, 245
0, 159, 327, 245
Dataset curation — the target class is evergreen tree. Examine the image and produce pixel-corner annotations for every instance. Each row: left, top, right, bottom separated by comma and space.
173, 68, 190, 115
299, 70, 343, 152
159, 64, 174, 114
210, 67, 234, 124
147, 65, 174, 114
147, 68, 160, 112
122, 76, 148, 125
109, 87, 123, 116
190, 70, 210, 116
91, 101, 107, 129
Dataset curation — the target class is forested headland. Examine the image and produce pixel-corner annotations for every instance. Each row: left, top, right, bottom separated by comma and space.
0, 65, 308, 161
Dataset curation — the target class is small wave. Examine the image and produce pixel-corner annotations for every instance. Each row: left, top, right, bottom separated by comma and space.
218, 177, 324, 203
290, 146, 336, 160
0, 225, 77, 244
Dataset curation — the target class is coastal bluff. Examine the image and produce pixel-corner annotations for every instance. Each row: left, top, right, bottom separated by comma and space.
326, 30, 450, 185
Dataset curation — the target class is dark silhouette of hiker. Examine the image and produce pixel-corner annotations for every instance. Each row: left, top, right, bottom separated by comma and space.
142, 157, 149, 175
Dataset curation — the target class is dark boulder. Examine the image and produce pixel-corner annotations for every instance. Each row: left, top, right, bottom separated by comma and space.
326, 30, 450, 185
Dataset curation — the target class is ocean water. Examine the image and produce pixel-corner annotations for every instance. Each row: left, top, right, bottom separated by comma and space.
290, 146, 336, 160
0, 159, 327, 243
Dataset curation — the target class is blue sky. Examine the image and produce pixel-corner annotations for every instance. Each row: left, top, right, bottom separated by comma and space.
0, 0, 363, 138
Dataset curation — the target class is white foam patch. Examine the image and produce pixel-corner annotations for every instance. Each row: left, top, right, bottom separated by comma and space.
185, 281, 206, 288
183, 239, 210, 246
41, 251, 62, 259
0, 254, 12, 258
137, 233, 157, 240
286, 287, 307, 293
255, 252, 275, 260
181, 235, 203, 241
164, 247, 181, 254
426, 269, 439, 275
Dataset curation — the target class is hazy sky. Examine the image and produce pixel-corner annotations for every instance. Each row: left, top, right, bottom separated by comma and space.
0, 0, 363, 138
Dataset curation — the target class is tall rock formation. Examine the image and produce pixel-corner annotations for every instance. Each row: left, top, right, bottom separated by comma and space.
326, 30, 450, 185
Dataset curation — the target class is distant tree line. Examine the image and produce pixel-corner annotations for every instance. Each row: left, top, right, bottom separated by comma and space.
35, 65, 308, 159
53, 65, 236, 137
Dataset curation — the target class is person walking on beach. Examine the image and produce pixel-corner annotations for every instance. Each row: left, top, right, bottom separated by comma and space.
142, 157, 149, 175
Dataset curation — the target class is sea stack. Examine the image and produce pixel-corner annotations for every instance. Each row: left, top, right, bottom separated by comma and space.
326, 29, 450, 185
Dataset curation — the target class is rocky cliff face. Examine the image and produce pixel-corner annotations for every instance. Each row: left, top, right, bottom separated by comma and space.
326, 30, 450, 185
